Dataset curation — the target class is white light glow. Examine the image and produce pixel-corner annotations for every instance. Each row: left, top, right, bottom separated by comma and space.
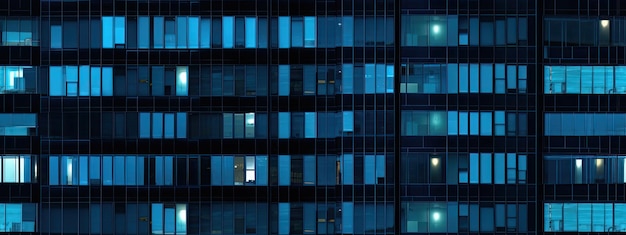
432, 212, 441, 221
431, 158, 439, 166
432, 25, 440, 34
178, 71, 187, 85
576, 159, 582, 168
601, 20, 610, 28
596, 159, 603, 167
179, 209, 186, 222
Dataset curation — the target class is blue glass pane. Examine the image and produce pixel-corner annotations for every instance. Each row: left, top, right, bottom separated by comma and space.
189, 17, 201, 48
51, 25, 62, 48
138, 17, 150, 48
279, 17, 291, 48
245, 17, 257, 48
222, 17, 234, 48
102, 17, 114, 48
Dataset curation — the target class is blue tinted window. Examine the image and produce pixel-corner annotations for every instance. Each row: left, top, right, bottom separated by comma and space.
469, 64, 479, 93
138, 17, 150, 48
278, 155, 290, 186
342, 64, 353, 94
278, 65, 290, 95
164, 113, 175, 138
51, 25, 62, 48
292, 17, 303, 47
152, 113, 163, 138
245, 17, 257, 48
200, 18, 211, 48
139, 113, 150, 138
90, 67, 101, 96
278, 17, 291, 48
480, 112, 492, 135
102, 17, 114, 48
459, 64, 468, 92
256, 156, 268, 185
177, 17, 187, 48
49, 66, 63, 95
278, 112, 290, 138
176, 113, 186, 139
211, 157, 222, 185
342, 154, 353, 185
304, 112, 316, 138
153, 17, 164, 48
222, 156, 234, 185
304, 17, 316, 47
101, 67, 113, 96
480, 64, 493, 93
480, 21, 494, 46
364, 64, 375, 94
342, 16, 353, 46
223, 17, 234, 48
470, 112, 479, 135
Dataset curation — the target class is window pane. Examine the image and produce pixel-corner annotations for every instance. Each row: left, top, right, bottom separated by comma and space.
245, 17, 257, 48
223, 17, 234, 48
279, 17, 291, 48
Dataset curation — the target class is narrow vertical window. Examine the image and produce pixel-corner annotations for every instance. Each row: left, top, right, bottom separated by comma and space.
304, 16, 316, 47
102, 17, 114, 48
139, 113, 151, 138
278, 65, 290, 96
176, 66, 188, 96
90, 67, 101, 96
494, 153, 505, 184
364, 64, 375, 94
279, 155, 291, 186
469, 153, 479, 184
164, 113, 175, 138
49, 66, 64, 96
51, 25, 63, 48
480, 112, 492, 136
152, 113, 163, 138
304, 112, 316, 138
342, 64, 354, 94
342, 154, 354, 185
222, 17, 234, 48
114, 17, 125, 45
188, 17, 200, 49
278, 112, 291, 138
278, 17, 291, 48
342, 16, 354, 46
200, 17, 211, 48
79, 66, 90, 96
245, 113, 255, 138
138, 16, 150, 48
480, 153, 492, 184
176, 113, 186, 139
176, 16, 188, 48
245, 17, 257, 48
101, 67, 113, 96
154, 17, 164, 48
343, 111, 354, 132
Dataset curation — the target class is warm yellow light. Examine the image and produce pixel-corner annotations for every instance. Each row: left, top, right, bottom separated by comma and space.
431, 158, 439, 166
601, 20, 610, 28
596, 159, 604, 167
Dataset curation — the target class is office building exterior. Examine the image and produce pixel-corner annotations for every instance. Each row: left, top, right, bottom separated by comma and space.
0, 0, 619, 234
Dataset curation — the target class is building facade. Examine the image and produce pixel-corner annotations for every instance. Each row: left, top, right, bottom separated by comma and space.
0, 0, 619, 234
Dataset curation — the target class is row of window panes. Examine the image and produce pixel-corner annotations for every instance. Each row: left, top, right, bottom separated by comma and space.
544, 17, 621, 46
0, 114, 37, 136
400, 202, 528, 233
544, 203, 626, 232
0, 18, 38, 46
0, 203, 36, 232
401, 111, 528, 136
64, 111, 388, 140
400, 153, 527, 185
49, 66, 188, 96
544, 155, 626, 184
400, 63, 527, 94
0, 66, 38, 94
197, 111, 389, 139
544, 65, 626, 94
40, 202, 342, 235
47, 16, 393, 49
40, 202, 185, 234
0, 155, 35, 183
139, 113, 187, 139
47, 155, 348, 186
545, 113, 626, 136
47, 64, 351, 97
401, 15, 528, 46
